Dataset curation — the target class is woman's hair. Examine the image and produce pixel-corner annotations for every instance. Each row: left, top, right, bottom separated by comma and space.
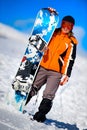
54, 28, 74, 37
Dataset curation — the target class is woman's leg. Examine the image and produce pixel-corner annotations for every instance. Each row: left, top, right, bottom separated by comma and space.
25, 67, 47, 105
33, 71, 62, 122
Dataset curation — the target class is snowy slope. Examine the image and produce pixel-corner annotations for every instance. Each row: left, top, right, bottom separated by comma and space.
0, 23, 87, 130
0, 23, 27, 43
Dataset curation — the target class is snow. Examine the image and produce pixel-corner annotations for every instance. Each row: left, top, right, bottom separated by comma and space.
0, 23, 87, 130
0, 23, 27, 43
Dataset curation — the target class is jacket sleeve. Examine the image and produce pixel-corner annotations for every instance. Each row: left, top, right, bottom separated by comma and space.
61, 40, 77, 77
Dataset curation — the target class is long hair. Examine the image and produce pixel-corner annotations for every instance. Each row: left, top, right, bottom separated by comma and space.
54, 28, 74, 38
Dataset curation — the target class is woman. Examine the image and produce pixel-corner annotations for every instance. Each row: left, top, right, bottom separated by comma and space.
25, 15, 78, 122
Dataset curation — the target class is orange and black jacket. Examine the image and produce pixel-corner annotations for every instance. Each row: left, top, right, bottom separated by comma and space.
40, 28, 78, 77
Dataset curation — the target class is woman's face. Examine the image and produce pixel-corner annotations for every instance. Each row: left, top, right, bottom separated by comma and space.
61, 21, 74, 34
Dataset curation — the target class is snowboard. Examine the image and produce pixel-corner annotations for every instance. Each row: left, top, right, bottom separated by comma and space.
7, 7, 59, 111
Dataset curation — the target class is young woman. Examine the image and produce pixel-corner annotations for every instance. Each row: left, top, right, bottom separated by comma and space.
25, 15, 78, 122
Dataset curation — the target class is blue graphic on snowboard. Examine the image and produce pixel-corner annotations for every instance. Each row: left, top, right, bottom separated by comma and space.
32, 8, 58, 43
7, 8, 59, 111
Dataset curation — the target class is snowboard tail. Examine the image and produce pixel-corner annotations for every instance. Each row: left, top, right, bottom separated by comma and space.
7, 7, 59, 111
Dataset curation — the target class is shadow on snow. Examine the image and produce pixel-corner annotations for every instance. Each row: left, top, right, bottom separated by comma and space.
45, 118, 79, 130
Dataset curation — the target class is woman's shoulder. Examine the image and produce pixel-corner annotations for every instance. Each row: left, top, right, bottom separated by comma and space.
70, 35, 78, 44
54, 28, 61, 33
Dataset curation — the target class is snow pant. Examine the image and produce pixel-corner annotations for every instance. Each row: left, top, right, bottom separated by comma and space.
25, 66, 62, 104
33, 66, 62, 99
25, 66, 62, 122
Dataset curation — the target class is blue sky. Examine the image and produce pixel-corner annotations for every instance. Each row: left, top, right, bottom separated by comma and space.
0, 0, 87, 53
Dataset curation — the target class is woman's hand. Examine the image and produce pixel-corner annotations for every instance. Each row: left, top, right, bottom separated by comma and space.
43, 46, 49, 54
60, 75, 69, 86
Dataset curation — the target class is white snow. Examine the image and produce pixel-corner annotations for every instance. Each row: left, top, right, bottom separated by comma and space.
0, 23, 87, 130
0, 23, 27, 43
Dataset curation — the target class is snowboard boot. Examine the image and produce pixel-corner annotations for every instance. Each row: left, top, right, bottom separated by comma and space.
33, 98, 52, 122
25, 86, 38, 105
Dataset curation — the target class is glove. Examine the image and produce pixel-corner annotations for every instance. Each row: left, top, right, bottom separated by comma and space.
60, 75, 69, 86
